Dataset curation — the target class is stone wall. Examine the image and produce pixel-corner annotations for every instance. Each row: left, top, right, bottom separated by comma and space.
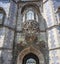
1, 0, 60, 64
43, 0, 60, 64
0, 27, 14, 64
0, 1, 17, 64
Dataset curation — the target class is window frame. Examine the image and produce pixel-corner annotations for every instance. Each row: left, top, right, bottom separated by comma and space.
22, 8, 38, 22
26, 10, 34, 21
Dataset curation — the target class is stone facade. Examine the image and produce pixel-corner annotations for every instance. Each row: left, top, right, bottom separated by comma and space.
0, 0, 60, 64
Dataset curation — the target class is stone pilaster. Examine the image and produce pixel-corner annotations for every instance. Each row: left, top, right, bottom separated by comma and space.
43, 0, 60, 64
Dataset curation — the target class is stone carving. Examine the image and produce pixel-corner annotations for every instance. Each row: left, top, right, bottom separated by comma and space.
22, 20, 40, 43
25, 33, 38, 43
22, 21, 40, 34
17, 46, 45, 64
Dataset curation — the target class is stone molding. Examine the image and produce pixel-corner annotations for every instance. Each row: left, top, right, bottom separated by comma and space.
17, 46, 45, 64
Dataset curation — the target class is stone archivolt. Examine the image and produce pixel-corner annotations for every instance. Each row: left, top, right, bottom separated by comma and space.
17, 46, 45, 64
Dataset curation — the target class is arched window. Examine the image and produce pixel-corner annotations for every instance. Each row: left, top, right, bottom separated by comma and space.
22, 8, 38, 22
0, 8, 6, 24
26, 11, 34, 20
22, 53, 39, 64
26, 58, 36, 64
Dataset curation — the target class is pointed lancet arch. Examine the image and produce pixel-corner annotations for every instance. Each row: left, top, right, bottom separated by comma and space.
17, 46, 45, 64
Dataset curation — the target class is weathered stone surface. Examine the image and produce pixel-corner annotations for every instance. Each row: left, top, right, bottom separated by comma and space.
0, 0, 60, 64
15, 33, 25, 44
4, 1, 17, 29
0, 27, 14, 49
16, 7, 22, 31
4, 28, 14, 49
17, 46, 45, 64
0, 27, 5, 48
0, 50, 12, 64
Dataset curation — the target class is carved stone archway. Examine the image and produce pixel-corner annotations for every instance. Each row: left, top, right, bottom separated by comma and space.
17, 46, 45, 64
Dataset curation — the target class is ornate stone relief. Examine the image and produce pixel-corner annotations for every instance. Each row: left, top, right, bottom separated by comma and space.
22, 20, 40, 43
